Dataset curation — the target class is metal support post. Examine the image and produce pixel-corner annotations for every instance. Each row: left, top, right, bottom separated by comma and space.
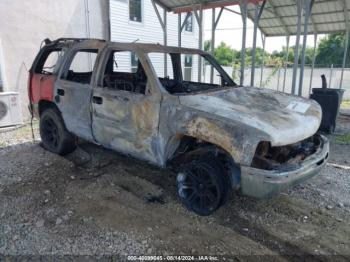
163, 8, 167, 77
210, 8, 216, 83
283, 35, 290, 92
151, 0, 168, 77
239, 0, 248, 86
298, 0, 314, 96
340, 28, 349, 89
251, 1, 266, 87
260, 34, 266, 87
291, 0, 303, 95
340, 0, 349, 89
329, 64, 334, 89
179, 12, 192, 47
210, 7, 223, 83
194, 7, 203, 82
309, 33, 318, 94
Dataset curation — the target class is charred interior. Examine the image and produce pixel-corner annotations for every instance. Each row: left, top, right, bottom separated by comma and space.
252, 134, 323, 170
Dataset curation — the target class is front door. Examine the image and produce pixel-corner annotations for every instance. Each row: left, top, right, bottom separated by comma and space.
91, 49, 162, 164
55, 45, 102, 141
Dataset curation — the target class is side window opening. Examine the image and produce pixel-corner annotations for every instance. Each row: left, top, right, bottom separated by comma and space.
148, 52, 176, 91
62, 49, 98, 84
147, 52, 235, 94
103, 50, 147, 94
34, 48, 64, 75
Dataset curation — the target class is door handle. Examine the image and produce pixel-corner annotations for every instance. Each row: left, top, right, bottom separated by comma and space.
92, 96, 103, 104
113, 95, 129, 102
57, 89, 65, 96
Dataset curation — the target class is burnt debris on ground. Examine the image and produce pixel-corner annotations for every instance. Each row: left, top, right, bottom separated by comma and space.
0, 116, 349, 258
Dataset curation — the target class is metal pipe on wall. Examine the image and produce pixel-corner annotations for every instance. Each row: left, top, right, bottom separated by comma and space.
84, 0, 92, 71
178, 13, 182, 47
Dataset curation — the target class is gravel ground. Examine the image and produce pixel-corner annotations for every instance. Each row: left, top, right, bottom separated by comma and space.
0, 117, 349, 260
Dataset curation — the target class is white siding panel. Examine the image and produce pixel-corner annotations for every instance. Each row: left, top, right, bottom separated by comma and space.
109, 0, 199, 79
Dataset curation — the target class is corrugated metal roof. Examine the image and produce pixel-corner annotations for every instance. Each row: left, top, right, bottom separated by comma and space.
248, 0, 350, 36
155, 0, 350, 36
155, 0, 260, 13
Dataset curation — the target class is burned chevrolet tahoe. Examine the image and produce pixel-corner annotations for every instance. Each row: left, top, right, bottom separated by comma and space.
28, 39, 329, 216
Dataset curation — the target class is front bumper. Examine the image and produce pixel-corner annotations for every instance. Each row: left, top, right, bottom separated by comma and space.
240, 135, 329, 198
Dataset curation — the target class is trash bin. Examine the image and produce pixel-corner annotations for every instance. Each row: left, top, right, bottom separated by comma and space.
310, 87, 344, 134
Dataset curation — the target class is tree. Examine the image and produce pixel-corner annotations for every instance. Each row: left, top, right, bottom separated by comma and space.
214, 42, 237, 66
204, 40, 211, 52
315, 33, 350, 67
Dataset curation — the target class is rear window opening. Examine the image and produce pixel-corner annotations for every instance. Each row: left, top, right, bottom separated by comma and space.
251, 134, 322, 170
34, 48, 64, 75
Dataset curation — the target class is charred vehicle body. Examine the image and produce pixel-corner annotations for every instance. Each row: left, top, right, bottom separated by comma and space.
28, 38, 329, 216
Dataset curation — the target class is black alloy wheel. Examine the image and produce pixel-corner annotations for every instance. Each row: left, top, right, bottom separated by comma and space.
177, 158, 226, 216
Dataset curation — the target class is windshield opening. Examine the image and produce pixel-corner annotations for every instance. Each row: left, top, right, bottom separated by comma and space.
147, 52, 237, 94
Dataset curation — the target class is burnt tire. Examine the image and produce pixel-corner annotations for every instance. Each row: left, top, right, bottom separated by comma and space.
40, 108, 76, 155
177, 157, 228, 216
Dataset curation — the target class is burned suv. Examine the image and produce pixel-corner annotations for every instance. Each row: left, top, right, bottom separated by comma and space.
29, 38, 329, 216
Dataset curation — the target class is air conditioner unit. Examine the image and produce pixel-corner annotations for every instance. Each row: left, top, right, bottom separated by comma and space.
0, 92, 22, 127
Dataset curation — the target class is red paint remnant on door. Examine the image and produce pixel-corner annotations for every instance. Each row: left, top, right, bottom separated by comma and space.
29, 73, 55, 104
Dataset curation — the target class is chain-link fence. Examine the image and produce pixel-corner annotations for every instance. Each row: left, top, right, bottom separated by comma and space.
203, 65, 350, 100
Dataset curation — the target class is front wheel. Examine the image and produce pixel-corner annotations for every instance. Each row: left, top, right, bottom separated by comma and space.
40, 108, 76, 155
177, 157, 227, 216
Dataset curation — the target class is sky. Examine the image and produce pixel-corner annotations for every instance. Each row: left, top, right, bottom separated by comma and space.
202, 6, 325, 53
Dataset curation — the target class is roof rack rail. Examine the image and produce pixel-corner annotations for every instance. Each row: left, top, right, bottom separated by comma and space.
44, 38, 106, 45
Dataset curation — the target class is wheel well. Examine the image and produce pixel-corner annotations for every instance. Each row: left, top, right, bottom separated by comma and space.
38, 100, 59, 116
169, 135, 241, 189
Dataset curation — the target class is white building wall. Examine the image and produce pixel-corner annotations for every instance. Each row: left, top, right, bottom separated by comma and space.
109, 0, 199, 80
0, 0, 109, 120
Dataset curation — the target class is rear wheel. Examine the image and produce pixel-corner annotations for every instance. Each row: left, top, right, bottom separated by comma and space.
177, 157, 228, 216
40, 108, 76, 155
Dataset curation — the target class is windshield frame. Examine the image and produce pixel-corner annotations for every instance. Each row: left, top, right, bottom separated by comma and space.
145, 50, 237, 95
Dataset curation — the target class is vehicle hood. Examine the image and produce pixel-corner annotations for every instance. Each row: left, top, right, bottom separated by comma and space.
179, 86, 322, 146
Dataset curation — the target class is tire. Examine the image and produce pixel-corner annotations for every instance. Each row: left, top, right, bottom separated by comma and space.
40, 107, 76, 155
177, 156, 228, 216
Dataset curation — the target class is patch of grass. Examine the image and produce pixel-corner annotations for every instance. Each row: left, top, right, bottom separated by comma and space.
334, 133, 350, 144
341, 100, 350, 109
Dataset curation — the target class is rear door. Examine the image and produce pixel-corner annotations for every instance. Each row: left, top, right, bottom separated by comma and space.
91, 48, 162, 164
55, 42, 104, 141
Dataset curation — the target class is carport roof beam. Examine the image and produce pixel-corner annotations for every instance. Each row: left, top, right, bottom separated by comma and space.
156, 0, 350, 37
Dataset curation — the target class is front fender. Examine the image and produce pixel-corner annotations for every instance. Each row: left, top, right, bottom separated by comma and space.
162, 103, 270, 166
